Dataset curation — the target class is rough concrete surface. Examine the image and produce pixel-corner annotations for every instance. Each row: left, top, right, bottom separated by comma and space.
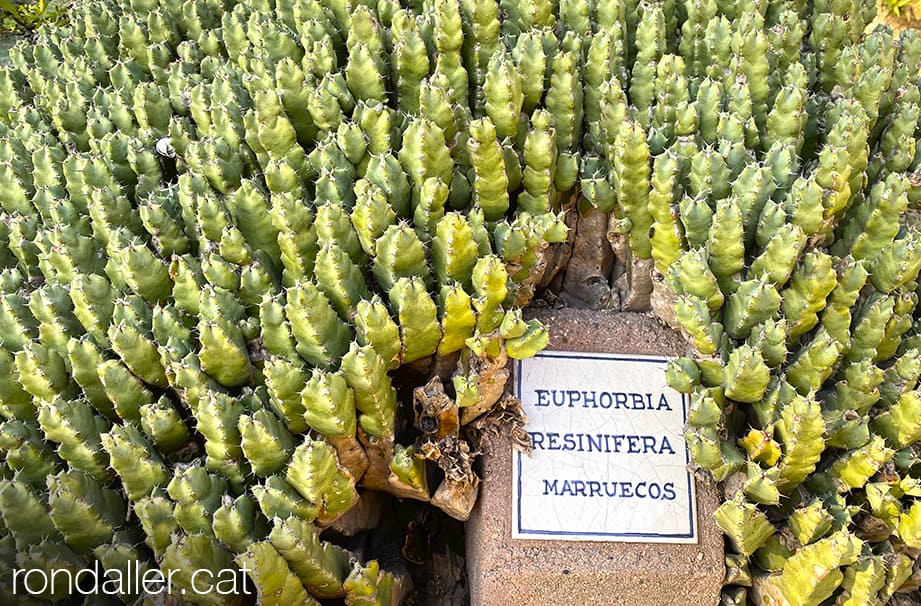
466, 308, 723, 606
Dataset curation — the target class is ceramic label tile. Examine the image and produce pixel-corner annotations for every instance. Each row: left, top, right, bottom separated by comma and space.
512, 351, 697, 543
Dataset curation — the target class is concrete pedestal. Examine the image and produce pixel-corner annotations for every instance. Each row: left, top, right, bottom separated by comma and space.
465, 309, 724, 606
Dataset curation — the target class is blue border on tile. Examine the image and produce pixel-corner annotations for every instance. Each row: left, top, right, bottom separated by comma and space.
514, 351, 695, 540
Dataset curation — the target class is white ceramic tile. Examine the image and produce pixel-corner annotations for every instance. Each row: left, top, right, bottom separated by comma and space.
512, 351, 697, 543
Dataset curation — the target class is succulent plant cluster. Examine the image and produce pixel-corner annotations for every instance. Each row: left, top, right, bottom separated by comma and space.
0, 0, 582, 602
611, 1, 921, 605
4, 0, 921, 603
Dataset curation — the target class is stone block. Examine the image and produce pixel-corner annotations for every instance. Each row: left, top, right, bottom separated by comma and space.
465, 308, 723, 606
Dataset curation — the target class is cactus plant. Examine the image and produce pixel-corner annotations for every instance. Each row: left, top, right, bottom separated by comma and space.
0, 0, 573, 602
630, 2, 921, 604
4, 0, 921, 604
